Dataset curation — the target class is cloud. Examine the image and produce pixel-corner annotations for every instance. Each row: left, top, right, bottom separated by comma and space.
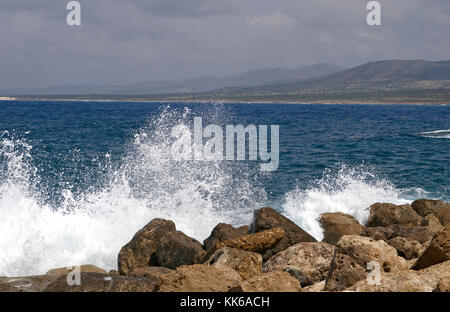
247, 11, 296, 31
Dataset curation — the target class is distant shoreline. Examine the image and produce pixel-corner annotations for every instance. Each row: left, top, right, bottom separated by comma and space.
0, 96, 448, 106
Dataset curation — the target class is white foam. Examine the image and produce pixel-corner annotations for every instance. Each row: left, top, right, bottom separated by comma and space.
281, 164, 410, 241
420, 129, 450, 139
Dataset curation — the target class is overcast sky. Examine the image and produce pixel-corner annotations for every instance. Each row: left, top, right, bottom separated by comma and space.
0, 0, 449, 89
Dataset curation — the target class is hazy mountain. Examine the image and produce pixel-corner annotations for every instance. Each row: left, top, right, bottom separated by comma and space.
1, 63, 344, 96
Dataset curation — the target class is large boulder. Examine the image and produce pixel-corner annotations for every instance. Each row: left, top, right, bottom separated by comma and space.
411, 199, 450, 225
336, 235, 408, 273
362, 226, 394, 241
0, 275, 57, 292
203, 224, 249, 252
413, 225, 450, 270
325, 253, 367, 291
389, 225, 433, 244
129, 266, 173, 280
366, 203, 422, 228
319, 213, 365, 245
348, 260, 450, 292
249, 207, 316, 261
216, 227, 285, 255
44, 273, 158, 292
387, 237, 424, 260
421, 214, 444, 236
263, 242, 336, 286
156, 231, 206, 270
156, 264, 241, 292
237, 272, 301, 292
46, 265, 108, 279
118, 219, 176, 275
205, 247, 262, 280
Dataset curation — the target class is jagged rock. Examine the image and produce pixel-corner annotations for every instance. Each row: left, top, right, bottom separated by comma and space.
319, 212, 365, 245
216, 227, 285, 255
118, 219, 176, 275
129, 266, 173, 279
325, 253, 367, 291
249, 207, 316, 261
413, 225, 450, 270
301, 280, 325, 292
363, 226, 394, 241
366, 203, 422, 228
156, 264, 242, 292
434, 279, 450, 292
203, 224, 249, 251
46, 265, 108, 278
389, 225, 433, 244
421, 214, 444, 236
411, 199, 450, 225
205, 247, 262, 280
156, 231, 206, 270
0, 275, 57, 292
44, 273, 158, 292
238, 272, 301, 292
336, 235, 408, 272
387, 237, 424, 260
263, 242, 335, 286
348, 260, 450, 292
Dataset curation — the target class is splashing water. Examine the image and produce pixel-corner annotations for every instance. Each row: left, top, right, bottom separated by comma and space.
0, 107, 266, 276
282, 164, 411, 241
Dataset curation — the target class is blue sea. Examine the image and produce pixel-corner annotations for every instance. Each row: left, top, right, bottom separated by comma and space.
0, 101, 449, 276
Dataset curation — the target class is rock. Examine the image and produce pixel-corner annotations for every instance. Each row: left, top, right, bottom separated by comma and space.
0, 275, 57, 292
216, 227, 285, 255
129, 266, 173, 280
118, 219, 176, 275
325, 253, 367, 291
348, 260, 450, 292
434, 279, 450, 292
366, 203, 422, 228
301, 280, 325, 292
319, 213, 365, 245
336, 235, 408, 272
205, 247, 262, 280
413, 225, 450, 270
156, 264, 242, 292
387, 237, 424, 260
411, 199, 450, 225
46, 265, 108, 278
249, 207, 316, 261
203, 224, 249, 252
421, 214, 444, 235
362, 226, 394, 241
390, 225, 433, 244
156, 231, 206, 270
263, 242, 335, 286
238, 272, 301, 292
44, 273, 158, 292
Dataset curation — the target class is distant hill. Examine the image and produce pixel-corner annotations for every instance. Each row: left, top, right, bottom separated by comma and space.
1, 63, 344, 96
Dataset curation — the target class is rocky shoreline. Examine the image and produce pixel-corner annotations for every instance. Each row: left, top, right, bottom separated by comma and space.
1, 199, 449, 292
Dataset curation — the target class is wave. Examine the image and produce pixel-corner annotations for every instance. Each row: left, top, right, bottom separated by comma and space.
420, 129, 450, 139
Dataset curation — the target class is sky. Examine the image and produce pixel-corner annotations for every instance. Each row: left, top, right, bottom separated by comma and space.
0, 0, 449, 89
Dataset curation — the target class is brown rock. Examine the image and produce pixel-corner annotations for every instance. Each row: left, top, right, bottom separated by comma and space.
390, 225, 433, 244
0, 275, 57, 292
250, 207, 316, 261
366, 203, 422, 228
156, 231, 206, 269
301, 280, 325, 292
325, 253, 367, 291
44, 273, 157, 292
238, 272, 301, 292
421, 214, 444, 235
434, 279, 450, 292
263, 242, 335, 286
46, 265, 108, 278
216, 227, 285, 255
362, 226, 394, 241
319, 213, 365, 245
336, 235, 408, 272
413, 225, 450, 270
129, 266, 173, 280
205, 247, 262, 280
118, 219, 176, 275
411, 199, 450, 225
387, 237, 424, 260
156, 264, 241, 292
203, 223, 249, 251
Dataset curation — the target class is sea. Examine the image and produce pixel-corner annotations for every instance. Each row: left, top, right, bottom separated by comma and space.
0, 100, 448, 276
